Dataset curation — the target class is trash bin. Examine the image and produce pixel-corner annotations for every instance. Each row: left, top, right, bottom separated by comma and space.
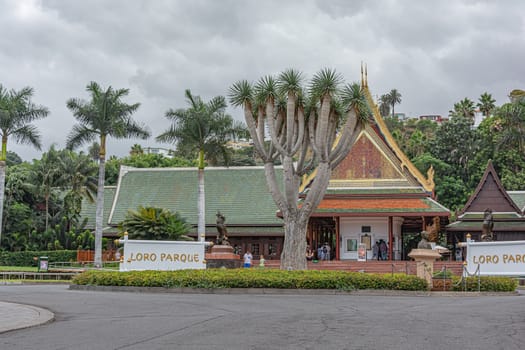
38, 256, 49, 272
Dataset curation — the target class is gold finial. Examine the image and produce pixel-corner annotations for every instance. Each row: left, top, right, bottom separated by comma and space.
365, 64, 368, 87
361, 62, 364, 87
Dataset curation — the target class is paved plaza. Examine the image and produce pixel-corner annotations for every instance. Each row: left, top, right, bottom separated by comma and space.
0, 284, 523, 350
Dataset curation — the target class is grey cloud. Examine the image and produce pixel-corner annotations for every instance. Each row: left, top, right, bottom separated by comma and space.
1, 0, 525, 160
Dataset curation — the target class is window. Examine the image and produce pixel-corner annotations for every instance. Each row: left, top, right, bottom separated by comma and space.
346, 239, 358, 252
361, 226, 371, 233
251, 243, 260, 255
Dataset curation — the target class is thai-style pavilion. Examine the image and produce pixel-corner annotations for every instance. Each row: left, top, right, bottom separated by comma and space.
299, 71, 450, 261
446, 160, 525, 256
81, 71, 450, 261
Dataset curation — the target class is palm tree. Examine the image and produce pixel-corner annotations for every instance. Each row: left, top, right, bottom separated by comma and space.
156, 89, 242, 242
119, 206, 193, 241
379, 94, 391, 117
88, 142, 100, 162
129, 143, 144, 156
66, 82, 150, 267
29, 146, 63, 232
477, 92, 496, 118
58, 150, 98, 228
388, 89, 402, 118
495, 101, 525, 153
449, 98, 476, 120
0, 85, 48, 247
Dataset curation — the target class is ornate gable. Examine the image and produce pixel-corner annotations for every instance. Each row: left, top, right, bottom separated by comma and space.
329, 127, 420, 188
459, 160, 522, 215
300, 69, 434, 194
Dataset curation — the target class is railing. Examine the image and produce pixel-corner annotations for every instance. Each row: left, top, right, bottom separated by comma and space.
456, 263, 481, 292
0, 271, 77, 281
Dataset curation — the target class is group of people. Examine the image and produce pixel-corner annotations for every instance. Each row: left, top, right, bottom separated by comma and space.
242, 251, 265, 268
305, 242, 331, 261
372, 239, 388, 260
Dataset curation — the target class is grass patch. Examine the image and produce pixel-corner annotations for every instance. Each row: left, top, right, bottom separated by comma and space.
0, 266, 38, 272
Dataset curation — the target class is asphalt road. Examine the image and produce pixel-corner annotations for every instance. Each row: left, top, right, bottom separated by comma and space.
0, 284, 523, 350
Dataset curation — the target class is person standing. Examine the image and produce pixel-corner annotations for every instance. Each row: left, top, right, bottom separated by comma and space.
379, 240, 388, 260
372, 241, 379, 260
259, 255, 266, 268
243, 250, 253, 268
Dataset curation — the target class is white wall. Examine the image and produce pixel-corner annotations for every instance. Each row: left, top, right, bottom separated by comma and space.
339, 217, 403, 260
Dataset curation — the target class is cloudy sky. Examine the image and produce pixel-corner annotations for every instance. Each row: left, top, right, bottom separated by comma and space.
1, 0, 524, 161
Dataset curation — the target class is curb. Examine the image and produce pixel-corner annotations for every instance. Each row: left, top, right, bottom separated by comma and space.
0, 302, 54, 334
69, 284, 519, 297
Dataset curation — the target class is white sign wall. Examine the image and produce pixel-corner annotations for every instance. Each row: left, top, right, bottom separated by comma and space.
118, 238, 207, 271
465, 240, 525, 276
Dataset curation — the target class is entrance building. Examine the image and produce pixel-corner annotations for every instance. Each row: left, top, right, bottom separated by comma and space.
301, 74, 450, 261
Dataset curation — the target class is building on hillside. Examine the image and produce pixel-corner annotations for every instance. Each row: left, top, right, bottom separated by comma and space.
144, 147, 174, 158
446, 161, 525, 259
299, 73, 450, 261
418, 115, 448, 123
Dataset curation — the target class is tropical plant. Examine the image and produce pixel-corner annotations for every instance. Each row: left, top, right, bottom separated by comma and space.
156, 89, 244, 242
119, 206, 193, 241
129, 143, 144, 156
388, 89, 402, 118
229, 68, 370, 270
66, 81, 150, 267
0, 85, 48, 248
430, 116, 480, 185
379, 94, 391, 117
29, 146, 64, 231
449, 98, 476, 120
58, 150, 98, 229
494, 100, 525, 153
477, 92, 496, 118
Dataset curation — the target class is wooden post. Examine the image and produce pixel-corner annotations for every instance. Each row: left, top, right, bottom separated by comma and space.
388, 216, 393, 260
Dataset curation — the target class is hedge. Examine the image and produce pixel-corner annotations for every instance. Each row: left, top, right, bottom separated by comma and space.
451, 276, 517, 292
72, 269, 429, 291
0, 250, 77, 266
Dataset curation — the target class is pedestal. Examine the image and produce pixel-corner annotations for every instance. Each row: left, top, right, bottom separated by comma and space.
408, 249, 442, 289
205, 245, 241, 268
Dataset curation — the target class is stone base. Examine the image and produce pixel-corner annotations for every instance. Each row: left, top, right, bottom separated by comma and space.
408, 249, 442, 289
210, 244, 234, 254
206, 245, 241, 268
205, 258, 242, 269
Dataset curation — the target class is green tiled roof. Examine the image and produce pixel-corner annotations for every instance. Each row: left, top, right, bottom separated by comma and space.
447, 220, 525, 231
508, 191, 525, 211
108, 166, 284, 227
79, 186, 117, 230
459, 213, 523, 220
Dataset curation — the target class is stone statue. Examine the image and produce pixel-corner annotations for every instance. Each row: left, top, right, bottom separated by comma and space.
481, 208, 494, 241
216, 211, 230, 246
425, 216, 440, 242
417, 231, 432, 249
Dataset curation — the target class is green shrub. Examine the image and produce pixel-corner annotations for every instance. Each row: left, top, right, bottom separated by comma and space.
451, 276, 517, 292
0, 250, 77, 266
432, 270, 454, 279
72, 269, 428, 291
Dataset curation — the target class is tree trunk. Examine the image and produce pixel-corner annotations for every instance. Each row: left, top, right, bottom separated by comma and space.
0, 161, 5, 248
45, 194, 49, 232
94, 156, 106, 268
197, 167, 205, 242
280, 214, 309, 270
